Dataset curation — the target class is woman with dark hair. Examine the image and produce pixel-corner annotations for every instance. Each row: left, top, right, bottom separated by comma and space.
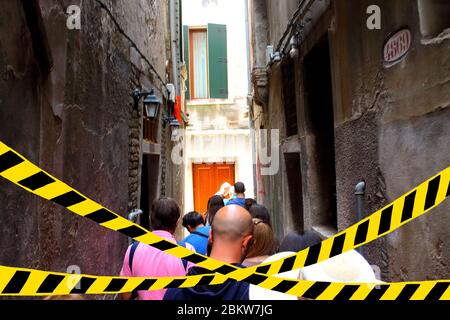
248, 204, 271, 225
205, 195, 225, 225
278, 230, 322, 253
245, 198, 256, 211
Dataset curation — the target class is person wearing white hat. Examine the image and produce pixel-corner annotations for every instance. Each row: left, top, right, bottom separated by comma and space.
216, 182, 233, 204
249, 250, 381, 300
299, 250, 379, 284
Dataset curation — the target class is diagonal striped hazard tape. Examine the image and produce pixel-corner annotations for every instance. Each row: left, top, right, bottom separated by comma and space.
0, 141, 241, 276
0, 265, 449, 300
242, 165, 450, 277
0, 140, 449, 282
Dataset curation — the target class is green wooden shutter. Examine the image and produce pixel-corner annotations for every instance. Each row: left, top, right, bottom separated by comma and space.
183, 25, 190, 100
207, 24, 228, 99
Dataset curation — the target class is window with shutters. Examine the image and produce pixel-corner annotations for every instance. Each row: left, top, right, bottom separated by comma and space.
190, 28, 208, 99
183, 24, 229, 100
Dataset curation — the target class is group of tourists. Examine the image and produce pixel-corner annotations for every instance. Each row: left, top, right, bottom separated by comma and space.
119, 181, 379, 300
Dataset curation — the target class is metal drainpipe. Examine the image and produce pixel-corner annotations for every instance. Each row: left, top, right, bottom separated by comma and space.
355, 180, 366, 255
170, 0, 179, 96
127, 209, 143, 246
245, 0, 257, 200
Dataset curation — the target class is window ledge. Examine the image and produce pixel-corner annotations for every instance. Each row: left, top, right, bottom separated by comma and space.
312, 225, 338, 239
186, 129, 250, 135
187, 99, 234, 106
421, 28, 450, 45
143, 141, 161, 155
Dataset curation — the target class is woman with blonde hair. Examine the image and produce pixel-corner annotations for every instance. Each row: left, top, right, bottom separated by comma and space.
216, 182, 233, 204
242, 218, 276, 267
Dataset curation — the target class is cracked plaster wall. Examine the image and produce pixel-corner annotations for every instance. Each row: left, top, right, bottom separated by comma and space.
252, 0, 449, 281
0, 0, 171, 295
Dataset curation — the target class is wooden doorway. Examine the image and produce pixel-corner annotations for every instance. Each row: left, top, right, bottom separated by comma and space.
193, 163, 235, 214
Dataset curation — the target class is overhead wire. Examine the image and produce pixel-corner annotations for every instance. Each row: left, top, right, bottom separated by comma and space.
93, 0, 169, 98
271, 0, 317, 65
275, 0, 307, 52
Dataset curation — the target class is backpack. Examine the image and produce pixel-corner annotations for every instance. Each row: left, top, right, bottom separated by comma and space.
128, 241, 189, 273
128, 241, 140, 273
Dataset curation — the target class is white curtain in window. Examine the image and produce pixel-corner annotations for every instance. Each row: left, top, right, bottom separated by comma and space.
193, 31, 208, 98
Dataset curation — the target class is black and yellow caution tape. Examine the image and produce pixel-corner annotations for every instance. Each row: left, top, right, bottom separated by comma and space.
0, 141, 243, 277
0, 265, 449, 300
243, 164, 450, 277
0, 140, 449, 285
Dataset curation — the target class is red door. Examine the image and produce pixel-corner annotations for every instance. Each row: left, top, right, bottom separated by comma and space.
193, 163, 235, 215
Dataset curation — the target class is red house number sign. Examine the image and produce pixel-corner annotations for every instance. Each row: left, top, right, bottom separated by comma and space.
383, 28, 412, 67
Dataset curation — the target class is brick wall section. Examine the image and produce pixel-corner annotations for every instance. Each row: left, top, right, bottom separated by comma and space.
128, 64, 141, 212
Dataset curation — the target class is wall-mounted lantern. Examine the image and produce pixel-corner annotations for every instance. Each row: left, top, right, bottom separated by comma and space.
163, 116, 180, 141
163, 83, 180, 141
133, 88, 161, 121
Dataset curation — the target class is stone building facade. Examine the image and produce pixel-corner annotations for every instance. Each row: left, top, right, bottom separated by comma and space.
0, 0, 184, 282
249, 0, 449, 281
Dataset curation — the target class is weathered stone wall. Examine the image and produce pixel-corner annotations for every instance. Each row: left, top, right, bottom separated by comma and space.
263, 66, 289, 239
251, 0, 449, 281
0, 0, 175, 289
331, 0, 450, 281
0, 0, 43, 274
265, 0, 300, 49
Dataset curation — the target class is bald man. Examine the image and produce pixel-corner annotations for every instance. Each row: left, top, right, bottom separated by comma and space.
164, 205, 254, 300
